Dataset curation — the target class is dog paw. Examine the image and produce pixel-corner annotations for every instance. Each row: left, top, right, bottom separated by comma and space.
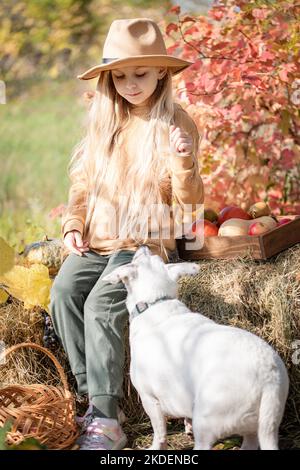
184, 418, 193, 436
148, 442, 168, 450
117, 407, 127, 425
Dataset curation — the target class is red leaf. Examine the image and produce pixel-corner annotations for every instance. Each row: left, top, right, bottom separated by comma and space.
260, 51, 275, 62
242, 75, 263, 87
182, 16, 196, 23
268, 189, 283, 200
211, 41, 230, 51
237, 38, 246, 49
281, 148, 295, 170
169, 5, 181, 15
184, 25, 199, 36
252, 8, 270, 20
232, 67, 242, 82
279, 69, 289, 82
48, 204, 67, 219
229, 104, 243, 120
185, 82, 196, 92
248, 42, 258, 58
166, 23, 178, 36
204, 75, 217, 94
208, 9, 225, 21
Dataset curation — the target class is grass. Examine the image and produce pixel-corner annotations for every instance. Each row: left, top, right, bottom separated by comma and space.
0, 78, 82, 210
0, 78, 83, 253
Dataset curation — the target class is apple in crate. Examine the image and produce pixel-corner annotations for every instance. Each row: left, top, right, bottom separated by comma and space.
247, 202, 271, 218
189, 219, 219, 238
219, 216, 277, 236
204, 208, 218, 224
218, 205, 252, 226
248, 216, 278, 235
248, 221, 270, 236
277, 218, 292, 226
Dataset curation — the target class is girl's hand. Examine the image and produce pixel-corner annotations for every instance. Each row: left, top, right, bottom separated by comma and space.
169, 125, 193, 155
63, 230, 90, 256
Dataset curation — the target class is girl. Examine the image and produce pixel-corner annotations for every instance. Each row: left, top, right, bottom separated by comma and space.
50, 17, 204, 450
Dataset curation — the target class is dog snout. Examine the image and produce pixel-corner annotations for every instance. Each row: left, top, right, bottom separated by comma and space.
133, 245, 152, 261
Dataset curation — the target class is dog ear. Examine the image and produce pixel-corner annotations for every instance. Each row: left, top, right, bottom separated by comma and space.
102, 264, 137, 285
165, 262, 199, 282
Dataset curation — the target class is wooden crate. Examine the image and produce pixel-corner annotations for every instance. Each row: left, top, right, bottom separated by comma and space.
176, 215, 300, 261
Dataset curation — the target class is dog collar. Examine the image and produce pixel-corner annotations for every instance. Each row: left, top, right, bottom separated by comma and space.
132, 296, 174, 317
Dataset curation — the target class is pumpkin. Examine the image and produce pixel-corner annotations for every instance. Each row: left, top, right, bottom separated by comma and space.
20, 235, 64, 276
218, 216, 277, 237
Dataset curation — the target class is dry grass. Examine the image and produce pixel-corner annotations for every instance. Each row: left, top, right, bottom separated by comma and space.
0, 244, 299, 449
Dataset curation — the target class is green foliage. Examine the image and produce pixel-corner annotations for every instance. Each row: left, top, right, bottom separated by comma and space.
0, 420, 47, 450
0, 0, 101, 82
0, 78, 81, 251
0, 206, 61, 255
0, 0, 170, 90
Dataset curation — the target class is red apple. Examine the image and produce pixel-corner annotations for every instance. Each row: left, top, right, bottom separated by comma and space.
190, 219, 219, 238
218, 205, 252, 226
277, 218, 292, 227
248, 221, 270, 236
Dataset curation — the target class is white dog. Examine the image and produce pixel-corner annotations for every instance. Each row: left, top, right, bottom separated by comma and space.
102, 245, 289, 450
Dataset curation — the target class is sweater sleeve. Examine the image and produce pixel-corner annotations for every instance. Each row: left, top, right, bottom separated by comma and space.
169, 108, 204, 217
61, 168, 89, 239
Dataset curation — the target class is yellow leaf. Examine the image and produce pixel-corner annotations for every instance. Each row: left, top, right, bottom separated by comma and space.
0, 238, 15, 276
48, 64, 59, 79
0, 288, 9, 304
1, 264, 52, 313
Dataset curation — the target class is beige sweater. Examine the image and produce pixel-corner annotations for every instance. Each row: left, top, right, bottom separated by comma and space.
61, 102, 204, 263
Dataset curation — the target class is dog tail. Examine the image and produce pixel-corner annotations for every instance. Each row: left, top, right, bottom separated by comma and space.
257, 368, 289, 450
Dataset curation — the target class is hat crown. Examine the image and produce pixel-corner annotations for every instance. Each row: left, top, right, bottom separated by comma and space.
102, 18, 167, 60
77, 18, 194, 80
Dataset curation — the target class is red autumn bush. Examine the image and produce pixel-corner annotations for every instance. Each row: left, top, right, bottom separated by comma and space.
165, 0, 300, 215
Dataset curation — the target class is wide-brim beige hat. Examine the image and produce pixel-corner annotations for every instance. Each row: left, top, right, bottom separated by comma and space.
77, 18, 194, 80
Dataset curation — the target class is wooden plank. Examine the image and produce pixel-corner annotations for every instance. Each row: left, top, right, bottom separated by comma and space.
258, 235, 266, 259
177, 235, 262, 260
261, 215, 300, 258
176, 215, 300, 260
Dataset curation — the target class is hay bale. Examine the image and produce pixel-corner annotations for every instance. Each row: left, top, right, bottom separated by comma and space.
0, 298, 75, 391
1, 243, 299, 449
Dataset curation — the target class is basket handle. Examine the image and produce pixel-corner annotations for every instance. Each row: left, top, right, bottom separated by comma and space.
1, 342, 71, 397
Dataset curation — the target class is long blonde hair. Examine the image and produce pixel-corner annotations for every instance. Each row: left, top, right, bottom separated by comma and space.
68, 67, 179, 256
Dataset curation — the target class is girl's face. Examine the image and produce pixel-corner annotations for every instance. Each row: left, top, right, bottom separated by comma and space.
111, 66, 167, 107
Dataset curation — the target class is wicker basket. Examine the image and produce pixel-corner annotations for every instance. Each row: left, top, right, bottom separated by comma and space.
0, 342, 80, 449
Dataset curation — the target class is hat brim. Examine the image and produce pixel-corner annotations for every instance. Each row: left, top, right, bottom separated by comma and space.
77, 55, 194, 80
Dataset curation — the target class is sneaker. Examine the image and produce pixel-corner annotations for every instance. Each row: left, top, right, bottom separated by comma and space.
76, 402, 94, 432
76, 417, 127, 450
76, 403, 127, 434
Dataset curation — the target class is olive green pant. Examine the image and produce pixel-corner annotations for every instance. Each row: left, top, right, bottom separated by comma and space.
49, 249, 136, 419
